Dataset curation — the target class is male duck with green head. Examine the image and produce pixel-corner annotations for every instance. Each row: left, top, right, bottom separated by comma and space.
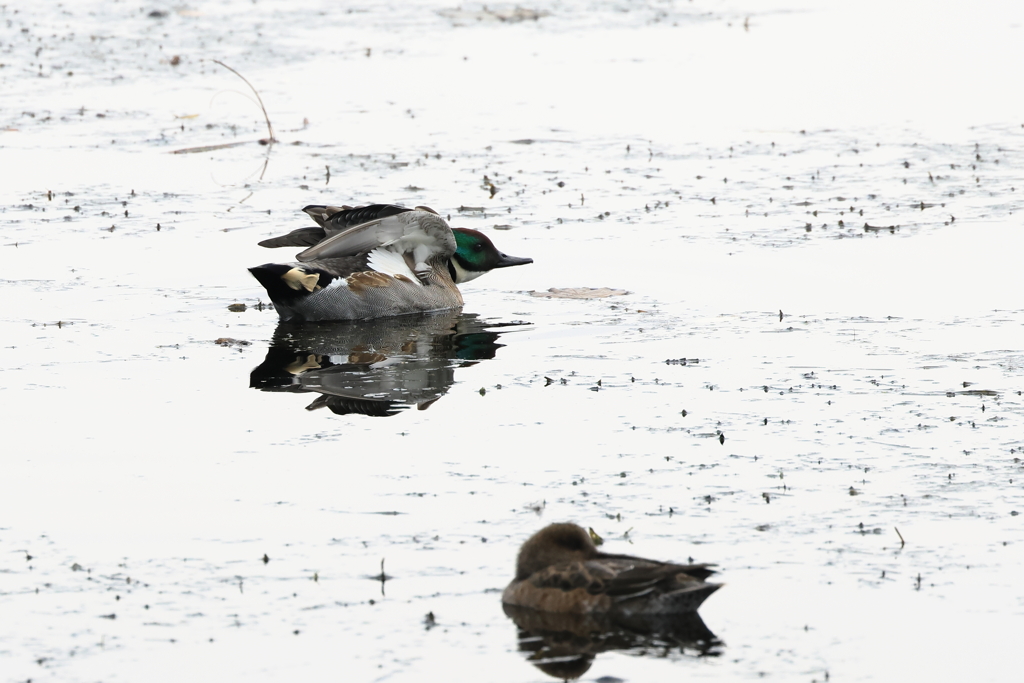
250, 204, 533, 321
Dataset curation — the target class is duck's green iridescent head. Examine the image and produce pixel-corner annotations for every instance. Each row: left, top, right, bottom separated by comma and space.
450, 228, 533, 284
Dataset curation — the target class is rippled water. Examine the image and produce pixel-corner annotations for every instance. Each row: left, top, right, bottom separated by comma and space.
3, 1, 1024, 681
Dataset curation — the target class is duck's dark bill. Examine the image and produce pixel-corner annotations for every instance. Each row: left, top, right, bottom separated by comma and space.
493, 253, 534, 268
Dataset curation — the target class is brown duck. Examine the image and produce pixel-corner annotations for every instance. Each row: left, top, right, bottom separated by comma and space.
502, 523, 721, 616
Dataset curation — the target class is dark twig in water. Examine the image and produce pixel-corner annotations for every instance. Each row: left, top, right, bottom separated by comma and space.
172, 62, 277, 158
894, 526, 905, 548
212, 59, 276, 144
371, 558, 390, 596
171, 140, 249, 155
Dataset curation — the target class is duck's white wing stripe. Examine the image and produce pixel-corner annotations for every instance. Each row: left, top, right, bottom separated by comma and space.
366, 247, 422, 286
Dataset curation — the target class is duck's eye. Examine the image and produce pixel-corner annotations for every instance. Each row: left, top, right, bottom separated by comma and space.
474, 243, 484, 251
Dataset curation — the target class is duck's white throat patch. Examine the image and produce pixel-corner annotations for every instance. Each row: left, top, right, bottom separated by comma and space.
450, 258, 485, 284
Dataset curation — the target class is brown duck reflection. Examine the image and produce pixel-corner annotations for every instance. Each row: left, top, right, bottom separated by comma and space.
249, 311, 528, 416
504, 605, 722, 680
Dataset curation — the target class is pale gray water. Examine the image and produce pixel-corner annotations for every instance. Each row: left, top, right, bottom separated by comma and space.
2, 1, 1024, 681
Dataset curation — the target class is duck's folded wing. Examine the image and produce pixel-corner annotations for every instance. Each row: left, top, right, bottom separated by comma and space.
260, 205, 409, 249
302, 204, 353, 227
258, 227, 328, 248
296, 211, 456, 263
303, 204, 413, 229
294, 217, 404, 261
588, 559, 717, 599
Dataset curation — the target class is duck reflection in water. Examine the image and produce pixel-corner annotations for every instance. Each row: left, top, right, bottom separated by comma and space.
502, 523, 723, 679
249, 311, 528, 416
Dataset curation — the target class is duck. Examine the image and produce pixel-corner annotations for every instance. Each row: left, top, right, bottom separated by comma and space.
249, 204, 533, 322
502, 523, 721, 616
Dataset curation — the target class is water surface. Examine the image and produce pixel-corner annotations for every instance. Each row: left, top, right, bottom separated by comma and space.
2, 1, 1023, 681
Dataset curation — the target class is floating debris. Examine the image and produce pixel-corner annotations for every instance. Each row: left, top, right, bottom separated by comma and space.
438, 6, 549, 24
214, 337, 250, 347
530, 287, 629, 299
